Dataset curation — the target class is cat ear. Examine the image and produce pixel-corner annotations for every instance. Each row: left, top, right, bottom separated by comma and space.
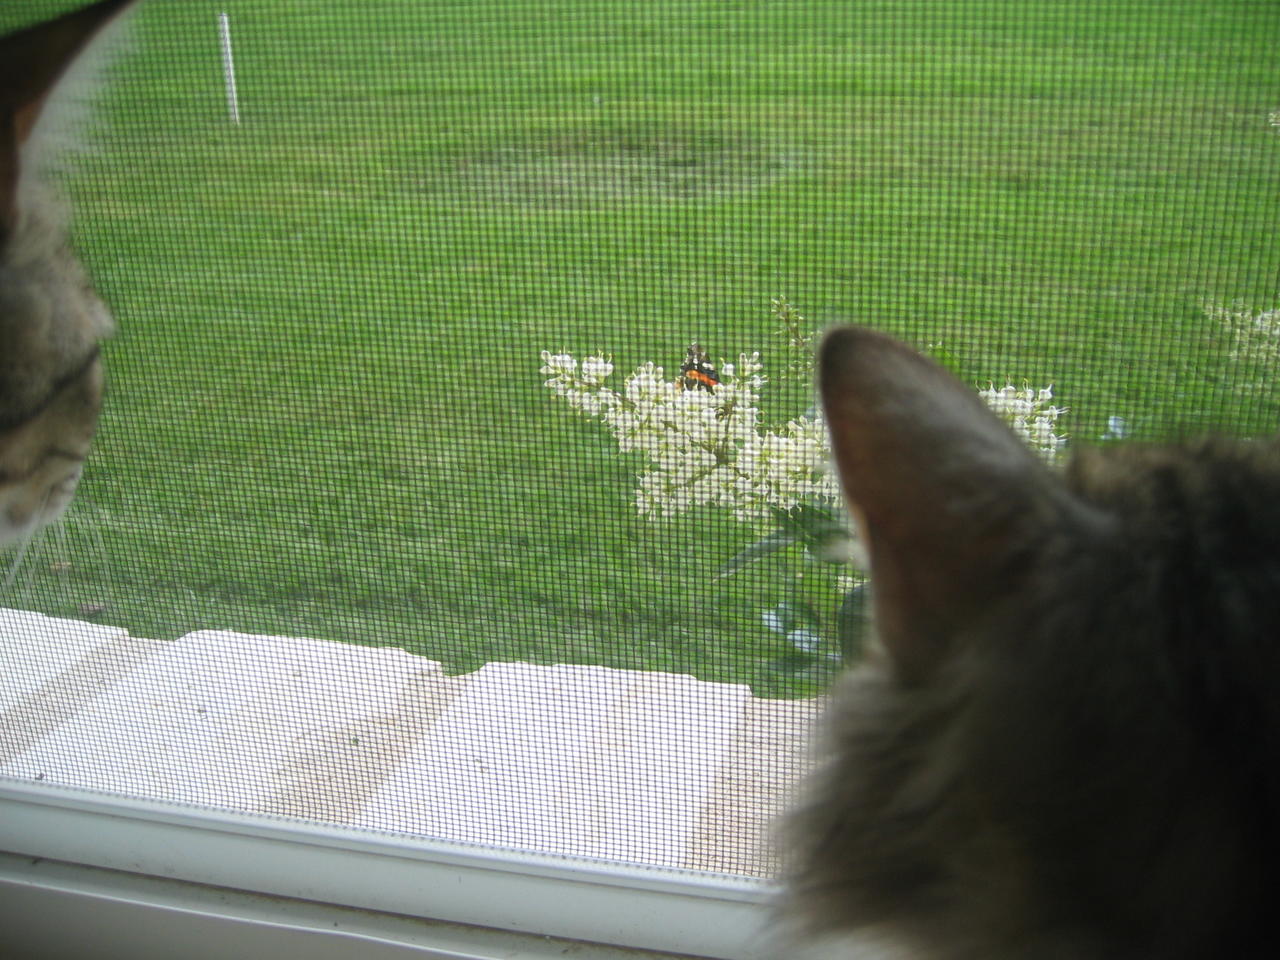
0, 0, 136, 235
819, 326, 1070, 684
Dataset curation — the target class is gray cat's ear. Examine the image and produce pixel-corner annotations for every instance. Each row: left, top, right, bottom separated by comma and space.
0, 0, 136, 234
819, 326, 1063, 684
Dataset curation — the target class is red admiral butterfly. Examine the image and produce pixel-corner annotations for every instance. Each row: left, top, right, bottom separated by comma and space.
679, 342, 720, 391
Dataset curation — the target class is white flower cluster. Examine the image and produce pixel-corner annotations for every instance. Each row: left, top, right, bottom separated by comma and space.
977, 381, 1067, 460
540, 350, 842, 521
543, 348, 1069, 521
1205, 300, 1280, 367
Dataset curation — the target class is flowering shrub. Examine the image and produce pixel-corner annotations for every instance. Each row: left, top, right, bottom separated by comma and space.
539, 349, 842, 522
977, 381, 1067, 460
1198, 112, 1280, 400
541, 346, 1065, 526
541, 309, 1066, 674
1205, 299, 1280, 369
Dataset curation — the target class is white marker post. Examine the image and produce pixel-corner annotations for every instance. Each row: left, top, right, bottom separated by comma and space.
218, 12, 240, 124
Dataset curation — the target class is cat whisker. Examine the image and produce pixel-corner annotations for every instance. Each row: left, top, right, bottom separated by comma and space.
2, 499, 47, 590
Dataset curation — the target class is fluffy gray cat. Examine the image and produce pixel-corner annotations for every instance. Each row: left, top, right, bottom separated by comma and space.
0, 0, 138, 545
782, 326, 1277, 958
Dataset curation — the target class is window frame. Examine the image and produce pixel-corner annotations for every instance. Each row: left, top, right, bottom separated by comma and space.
0, 778, 773, 958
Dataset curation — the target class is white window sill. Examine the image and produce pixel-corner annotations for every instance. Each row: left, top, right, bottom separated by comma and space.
0, 608, 817, 957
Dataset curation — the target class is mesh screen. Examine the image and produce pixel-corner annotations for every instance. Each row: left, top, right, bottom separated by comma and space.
2, 0, 1278, 881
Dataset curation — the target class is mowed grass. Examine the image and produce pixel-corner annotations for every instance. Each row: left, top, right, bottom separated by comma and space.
3, 0, 1279, 696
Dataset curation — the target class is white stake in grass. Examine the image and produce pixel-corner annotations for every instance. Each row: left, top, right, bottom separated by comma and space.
218, 12, 240, 124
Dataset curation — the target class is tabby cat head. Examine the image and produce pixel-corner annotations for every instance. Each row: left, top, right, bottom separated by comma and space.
0, 0, 136, 545
783, 326, 1279, 959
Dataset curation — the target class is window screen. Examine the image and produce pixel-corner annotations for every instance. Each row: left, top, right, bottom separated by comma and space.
2, 0, 1277, 890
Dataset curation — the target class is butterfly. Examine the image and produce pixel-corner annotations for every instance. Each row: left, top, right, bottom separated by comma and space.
679, 342, 720, 391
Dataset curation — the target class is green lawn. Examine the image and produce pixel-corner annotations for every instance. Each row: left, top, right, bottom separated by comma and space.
4, 0, 1278, 697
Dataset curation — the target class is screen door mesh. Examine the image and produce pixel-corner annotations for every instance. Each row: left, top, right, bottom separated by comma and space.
2, 0, 1277, 881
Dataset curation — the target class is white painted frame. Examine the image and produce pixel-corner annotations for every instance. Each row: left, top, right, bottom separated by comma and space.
0, 778, 775, 958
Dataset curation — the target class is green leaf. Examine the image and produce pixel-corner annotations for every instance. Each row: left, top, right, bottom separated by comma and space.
768, 503, 855, 564
715, 529, 798, 579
